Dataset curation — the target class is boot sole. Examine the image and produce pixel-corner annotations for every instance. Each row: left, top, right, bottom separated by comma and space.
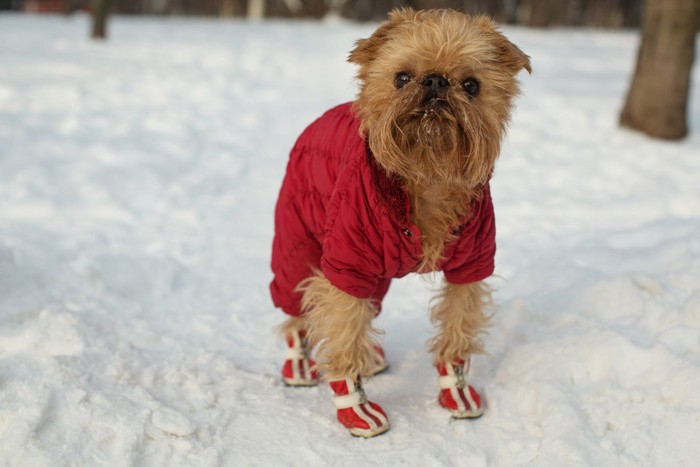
450, 408, 484, 419
283, 378, 319, 387
349, 423, 390, 438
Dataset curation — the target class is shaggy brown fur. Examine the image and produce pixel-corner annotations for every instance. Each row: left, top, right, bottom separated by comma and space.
286, 8, 529, 386
298, 271, 384, 381
350, 8, 529, 270
278, 314, 307, 340
407, 179, 480, 271
428, 281, 492, 365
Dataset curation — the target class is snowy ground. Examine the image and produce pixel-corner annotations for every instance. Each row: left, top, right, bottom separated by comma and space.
1, 13, 700, 466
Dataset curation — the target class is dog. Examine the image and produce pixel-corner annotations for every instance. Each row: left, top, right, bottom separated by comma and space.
270, 8, 530, 437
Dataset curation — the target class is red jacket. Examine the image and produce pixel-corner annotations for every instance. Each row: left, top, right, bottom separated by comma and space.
271, 103, 496, 317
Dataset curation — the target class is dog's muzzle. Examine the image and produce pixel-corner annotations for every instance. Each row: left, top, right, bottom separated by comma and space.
422, 74, 449, 102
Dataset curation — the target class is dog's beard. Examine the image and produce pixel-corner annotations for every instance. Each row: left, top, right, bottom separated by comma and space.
413, 103, 460, 152
367, 97, 495, 187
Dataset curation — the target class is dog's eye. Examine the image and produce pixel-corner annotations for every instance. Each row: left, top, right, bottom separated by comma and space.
462, 77, 480, 97
395, 72, 412, 89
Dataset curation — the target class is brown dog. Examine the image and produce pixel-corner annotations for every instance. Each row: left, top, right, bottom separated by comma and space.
271, 8, 530, 437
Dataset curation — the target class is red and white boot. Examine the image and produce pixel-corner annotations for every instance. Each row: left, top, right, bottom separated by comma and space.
282, 331, 388, 386
330, 377, 389, 438
436, 358, 483, 418
281, 329, 319, 386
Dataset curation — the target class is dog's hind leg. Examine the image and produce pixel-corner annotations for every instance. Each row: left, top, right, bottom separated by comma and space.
299, 271, 389, 437
428, 279, 492, 418
279, 315, 319, 386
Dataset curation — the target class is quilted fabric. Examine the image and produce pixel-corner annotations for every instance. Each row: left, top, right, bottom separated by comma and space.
270, 103, 496, 316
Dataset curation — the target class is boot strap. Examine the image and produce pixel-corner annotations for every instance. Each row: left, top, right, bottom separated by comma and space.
439, 374, 466, 389
333, 391, 366, 409
439, 361, 468, 389
284, 347, 306, 360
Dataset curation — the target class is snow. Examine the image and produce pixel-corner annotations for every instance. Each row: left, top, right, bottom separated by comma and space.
1, 12, 700, 466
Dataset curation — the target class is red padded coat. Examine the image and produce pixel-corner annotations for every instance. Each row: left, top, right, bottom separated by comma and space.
270, 103, 496, 317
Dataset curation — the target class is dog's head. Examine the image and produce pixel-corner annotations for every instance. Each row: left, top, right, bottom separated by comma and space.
350, 8, 530, 187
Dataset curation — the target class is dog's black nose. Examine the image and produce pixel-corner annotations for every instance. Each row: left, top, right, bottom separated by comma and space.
422, 74, 449, 100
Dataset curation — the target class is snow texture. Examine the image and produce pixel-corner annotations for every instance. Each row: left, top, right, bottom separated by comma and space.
1, 13, 700, 467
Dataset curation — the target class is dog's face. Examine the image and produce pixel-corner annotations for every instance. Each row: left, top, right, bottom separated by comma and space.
350, 8, 530, 187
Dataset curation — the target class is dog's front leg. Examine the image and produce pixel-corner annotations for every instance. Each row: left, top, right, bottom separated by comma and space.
428, 279, 491, 418
299, 271, 389, 437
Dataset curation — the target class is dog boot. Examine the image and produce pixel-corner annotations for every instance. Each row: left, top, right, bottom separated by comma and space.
281, 329, 318, 386
437, 358, 483, 418
330, 377, 389, 438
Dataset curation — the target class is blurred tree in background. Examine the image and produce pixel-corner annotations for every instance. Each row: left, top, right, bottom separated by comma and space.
620, 0, 700, 140
91, 0, 111, 38
5, 0, 644, 27
8, 0, 696, 139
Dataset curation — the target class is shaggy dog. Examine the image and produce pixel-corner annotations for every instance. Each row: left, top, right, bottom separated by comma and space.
271, 8, 530, 437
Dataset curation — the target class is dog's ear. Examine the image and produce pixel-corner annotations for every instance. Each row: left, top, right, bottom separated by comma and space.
476, 15, 532, 75
348, 7, 418, 66
497, 36, 532, 75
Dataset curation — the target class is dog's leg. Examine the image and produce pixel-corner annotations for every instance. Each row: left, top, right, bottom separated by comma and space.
279, 315, 319, 386
299, 271, 389, 437
428, 280, 492, 418
429, 280, 491, 362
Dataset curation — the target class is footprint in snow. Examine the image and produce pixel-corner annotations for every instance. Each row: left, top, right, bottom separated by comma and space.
148, 406, 197, 438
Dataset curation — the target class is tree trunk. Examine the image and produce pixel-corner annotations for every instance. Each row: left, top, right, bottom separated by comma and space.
303, 0, 329, 18
619, 0, 700, 140
220, 0, 235, 16
341, 0, 398, 21
247, 0, 265, 18
517, 0, 565, 27
91, 0, 112, 39
462, 0, 509, 23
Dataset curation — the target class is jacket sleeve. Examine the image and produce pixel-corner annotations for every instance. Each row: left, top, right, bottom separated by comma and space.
442, 184, 496, 284
320, 159, 384, 299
